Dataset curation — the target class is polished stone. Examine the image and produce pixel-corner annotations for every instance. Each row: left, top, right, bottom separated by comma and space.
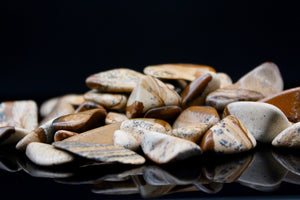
272, 122, 300, 148
54, 130, 78, 142
105, 112, 128, 125
114, 130, 140, 151
75, 101, 106, 113
144, 105, 182, 123
0, 126, 31, 145
216, 72, 233, 88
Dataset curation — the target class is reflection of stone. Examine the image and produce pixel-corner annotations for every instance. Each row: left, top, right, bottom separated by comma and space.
283, 171, 300, 185
194, 182, 223, 194
0, 148, 22, 172
272, 150, 300, 176
91, 179, 139, 195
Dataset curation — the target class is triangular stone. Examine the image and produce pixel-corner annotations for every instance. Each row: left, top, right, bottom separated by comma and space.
272, 122, 300, 148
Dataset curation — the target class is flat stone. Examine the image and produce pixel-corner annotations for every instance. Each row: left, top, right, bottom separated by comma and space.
144, 63, 215, 81
181, 72, 220, 108
173, 106, 220, 129
86, 68, 144, 93
0, 100, 38, 131
233, 62, 283, 96
52, 108, 107, 132
53, 141, 145, 165
0, 126, 31, 145
54, 130, 78, 142
114, 130, 140, 151
105, 112, 128, 125
166, 124, 210, 143
141, 131, 202, 164
144, 105, 182, 124
126, 75, 181, 118
216, 72, 233, 88
272, 122, 300, 148
200, 115, 256, 154
26, 142, 75, 166
224, 101, 292, 142
75, 101, 106, 113
64, 122, 122, 145
84, 90, 127, 111
206, 88, 265, 111
259, 87, 300, 122
272, 151, 300, 176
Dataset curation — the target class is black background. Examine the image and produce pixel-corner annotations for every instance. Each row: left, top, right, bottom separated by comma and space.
1, 0, 300, 104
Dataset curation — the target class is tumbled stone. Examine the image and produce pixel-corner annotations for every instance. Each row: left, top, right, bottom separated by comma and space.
144, 63, 215, 81
0, 126, 31, 145
0, 100, 38, 131
144, 106, 182, 124
26, 142, 75, 166
64, 122, 122, 145
54, 130, 78, 142
138, 118, 172, 132
272, 122, 300, 148
40, 97, 59, 118
216, 72, 233, 88
200, 115, 256, 154
181, 72, 220, 108
141, 131, 202, 164
84, 90, 127, 110
86, 68, 144, 93
259, 87, 300, 123
75, 101, 105, 113
234, 62, 283, 96
114, 130, 140, 151
126, 75, 181, 118
224, 101, 292, 142
105, 112, 128, 125
52, 108, 107, 133
166, 124, 210, 143
53, 141, 145, 165
173, 106, 220, 129
206, 88, 265, 111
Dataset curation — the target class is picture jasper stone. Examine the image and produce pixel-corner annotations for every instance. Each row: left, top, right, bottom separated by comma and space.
75, 101, 106, 113
114, 130, 140, 151
143, 105, 182, 123
272, 122, 300, 148
259, 87, 300, 123
126, 75, 181, 118
105, 112, 128, 125
53, 141, 145, 165
144, 63, 215, 81
216, 72, 233, 88
86, 68, 144, 93
0, 126, 31, 145
54, 130, 78, 142
200, 115, 256, 154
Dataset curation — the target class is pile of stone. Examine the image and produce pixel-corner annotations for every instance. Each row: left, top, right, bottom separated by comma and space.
0, 62, 299, 167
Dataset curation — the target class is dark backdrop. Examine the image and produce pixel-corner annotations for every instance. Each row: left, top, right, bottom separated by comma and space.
1, 1, 300, 105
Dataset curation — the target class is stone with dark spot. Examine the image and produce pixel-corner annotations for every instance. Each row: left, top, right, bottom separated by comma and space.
272, 122, 300, 148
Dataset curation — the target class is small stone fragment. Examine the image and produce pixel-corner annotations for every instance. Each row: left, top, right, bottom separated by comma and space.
114, 130, 140, 151
0, 126, 31, 145
126, 75, 181, 118
259, 87, 300, 123
54, 130, 78, 142
144, 63, 215, 81
200, 115, 256, 154
224, 101, 292, 143
53, 141, 145, 165
173, 106, 220, 129
144, 106, 182, 124
141, 131, 202, 164
86, 68, 144, 93
105, 112, 128, 125
75, 101, 105, 113
26, 142, 75, 166
52, 108, 107, 132
84, 90, 127, 110
272, 122, 300, 148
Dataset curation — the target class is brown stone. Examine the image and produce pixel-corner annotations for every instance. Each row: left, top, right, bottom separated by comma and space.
54, 130, 78, 142
0, 126, 31, 145
105, 112, 128, 125
138, 118, 172, 132
144, 106, 182, 124
259, 87, 300, 123
173, 106, 220, 129
52, 108, 107, 132
216, 72, 233, 88
114, 130, 140, 151
75, 101, 106, 113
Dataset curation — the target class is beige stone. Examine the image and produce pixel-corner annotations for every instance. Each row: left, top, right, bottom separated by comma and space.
105, 112, 128, 125
216, 72, 233, 88
0, 126, 31, 145
114, 130, 140, 151
272, 122, 300, 148
54, 130, 78, 142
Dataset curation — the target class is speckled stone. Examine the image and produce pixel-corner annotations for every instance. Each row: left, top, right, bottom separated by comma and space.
26, 142, 75, 166
64, 122, 122, 145
200, 115, 256, 154
52, 108, 107, 132
114, 130, 140, 151
54, 130, 78, 142
137, 118, 172, 132
53, 141, 145, 165
120, 119, 167, 143
166, 124, 210, 143
141, 131, 202, 164
144, 106, 182, 124
126, 75, 181, 118
86, 68, 144, 93
75, 101, 106, 113
272, 122, 300, 148
84, 90, 127, 111
272, 151, 300, 176
0, 100, 38, 131
0, 126, 31, 145
216, 72, 233, 88
105, 112, 128, 125
144, 63, 215, 81
173, 106, 220, 129
259, 87, 300, 123
224, 101, 292, 143
206, 88, 265, 111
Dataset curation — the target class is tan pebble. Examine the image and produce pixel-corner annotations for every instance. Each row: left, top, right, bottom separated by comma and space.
75, 101, 106, 113
114, 130, 140, 151
216, 72, 233, 88
272, 122, 300, 148
105, 112, 128, 125
144, 105, 182, 124
0, 126, 31, 145
138, 118, 172, 132
54, 130, 78, 142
